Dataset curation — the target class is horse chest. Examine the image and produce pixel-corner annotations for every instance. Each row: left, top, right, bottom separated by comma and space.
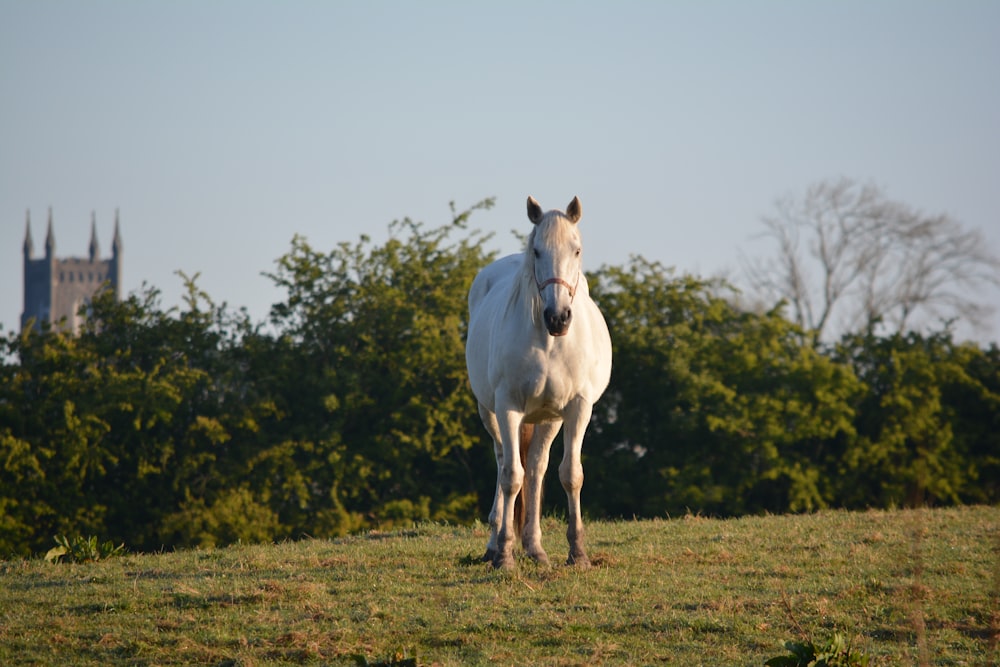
509, 348, 580, 413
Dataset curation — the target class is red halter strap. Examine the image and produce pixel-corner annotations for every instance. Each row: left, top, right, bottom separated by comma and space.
536, 273, 580, 301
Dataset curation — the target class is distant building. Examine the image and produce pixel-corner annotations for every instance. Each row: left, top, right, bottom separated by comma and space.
22, 208, 122, 333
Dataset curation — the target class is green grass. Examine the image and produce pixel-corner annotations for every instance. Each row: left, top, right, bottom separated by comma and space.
1, 506, 997, 666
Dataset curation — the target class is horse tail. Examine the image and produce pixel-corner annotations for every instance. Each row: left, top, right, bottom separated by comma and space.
513, 422, 533, 541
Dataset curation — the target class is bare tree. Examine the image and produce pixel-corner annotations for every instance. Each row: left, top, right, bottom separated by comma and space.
743, 178, 1000, 342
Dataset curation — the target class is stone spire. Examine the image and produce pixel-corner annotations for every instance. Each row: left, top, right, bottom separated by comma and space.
45, 207, 55, 258
23, 210, 34, 258
89, 211, 100, 261
112, 208, 122, 257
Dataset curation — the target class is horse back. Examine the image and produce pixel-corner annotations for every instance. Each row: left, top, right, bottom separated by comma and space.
468, 254, 521, 316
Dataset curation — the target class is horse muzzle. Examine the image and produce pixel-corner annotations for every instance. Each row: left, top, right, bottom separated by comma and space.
544, 306, 572, 337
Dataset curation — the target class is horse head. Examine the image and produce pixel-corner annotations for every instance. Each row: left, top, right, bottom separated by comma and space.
527, 196, 583, 337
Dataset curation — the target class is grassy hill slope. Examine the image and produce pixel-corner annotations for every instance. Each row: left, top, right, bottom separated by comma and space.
1, 506, 996, 666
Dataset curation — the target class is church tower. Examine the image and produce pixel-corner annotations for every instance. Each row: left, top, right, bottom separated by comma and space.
21, 208, 122, 332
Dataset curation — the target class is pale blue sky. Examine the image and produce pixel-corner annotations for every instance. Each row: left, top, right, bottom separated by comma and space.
2, 1, 999, 339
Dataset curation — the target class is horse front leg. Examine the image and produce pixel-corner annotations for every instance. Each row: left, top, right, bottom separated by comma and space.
493, 405, 524, 570
482, 436, 503, 563
521, 421, 561, 567
478, 404, 503, 563
560, 398, 593, 568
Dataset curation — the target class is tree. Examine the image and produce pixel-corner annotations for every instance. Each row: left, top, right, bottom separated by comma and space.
0, 279, 270, 554
262, 199, 498, 532
743, 178, 1000, 343
833, 330, 1000, 508
585, 258, 861, 517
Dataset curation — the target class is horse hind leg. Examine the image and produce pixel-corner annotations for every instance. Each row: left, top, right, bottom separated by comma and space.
512, 423, 531, 544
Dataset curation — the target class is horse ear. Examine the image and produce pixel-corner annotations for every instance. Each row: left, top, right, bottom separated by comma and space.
565, 196, 582, 223
527, 196, 544, 224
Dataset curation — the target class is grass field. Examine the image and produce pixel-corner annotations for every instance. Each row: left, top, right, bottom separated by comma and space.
1, 506, 996, 666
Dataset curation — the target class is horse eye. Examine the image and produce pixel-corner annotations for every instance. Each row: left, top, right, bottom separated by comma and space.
575, 248, 581, 257
533, 249, 540, 258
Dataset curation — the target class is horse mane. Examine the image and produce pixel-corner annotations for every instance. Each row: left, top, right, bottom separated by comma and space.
505, 225, 544, 326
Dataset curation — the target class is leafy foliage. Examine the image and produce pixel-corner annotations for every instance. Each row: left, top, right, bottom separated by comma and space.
0, 198, 997, 556
261, 204, 496, 532
44, 534, 125, 563
765, 633, 871, 667
833, 330, 1000, 508
586, 258, 862, 517
0, 200, 497, 555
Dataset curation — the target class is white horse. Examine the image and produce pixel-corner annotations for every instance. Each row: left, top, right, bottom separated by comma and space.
465, 196, 612, 569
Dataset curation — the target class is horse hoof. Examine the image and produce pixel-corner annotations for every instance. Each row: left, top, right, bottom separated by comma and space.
492, 552, 517, 571
481, 548, 497, 563
528, 551, 551, 568
567, 554, 592, 570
